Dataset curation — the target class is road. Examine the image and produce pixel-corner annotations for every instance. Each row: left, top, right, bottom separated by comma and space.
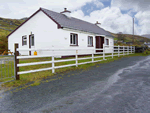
0, 55, 150, 113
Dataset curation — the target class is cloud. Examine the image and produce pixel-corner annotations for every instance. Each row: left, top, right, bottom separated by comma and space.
111, 0, 150, 12
110, 0, 150, 35
93, 0, 104, 8
0, 0, 94, 19
135, 11, 150, 35
71, 6, 139, 35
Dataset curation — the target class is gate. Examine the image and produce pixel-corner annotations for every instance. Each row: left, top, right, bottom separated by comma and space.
0, 55, 15, 82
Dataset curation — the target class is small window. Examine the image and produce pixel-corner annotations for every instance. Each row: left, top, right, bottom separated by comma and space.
88, 36, 93, 46
106, 39, 109, 45
31, 34, 34, 46
22, 35, 27, 46
70, 33, 78, 46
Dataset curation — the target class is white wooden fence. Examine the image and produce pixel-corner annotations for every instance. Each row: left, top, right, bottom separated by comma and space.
14, 43, 135, 80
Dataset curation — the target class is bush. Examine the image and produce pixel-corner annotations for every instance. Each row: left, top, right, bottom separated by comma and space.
143, 50, 150, 55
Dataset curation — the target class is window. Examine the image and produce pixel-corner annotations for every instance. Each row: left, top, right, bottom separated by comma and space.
106, 39, 109, 45
31, 34, 34, 46
88, 36, 93, 46
70, 33, 78, 46
22, 35, 27, 46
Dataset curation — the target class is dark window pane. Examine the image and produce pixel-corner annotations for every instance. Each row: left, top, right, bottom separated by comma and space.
32, 35, 34, 46
90, 37, 92, 45
22, 36, 27, 45
106, 39, 109, 45
24, 41, 27, 45
88, 36, 93, 46
73, 34, 76, 44
70, 34, 72, 44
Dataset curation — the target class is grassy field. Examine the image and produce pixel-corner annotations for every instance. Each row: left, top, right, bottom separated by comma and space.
0, 52, 148, 91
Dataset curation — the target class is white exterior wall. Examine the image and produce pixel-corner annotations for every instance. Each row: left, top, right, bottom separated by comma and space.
8, 10, 114, 57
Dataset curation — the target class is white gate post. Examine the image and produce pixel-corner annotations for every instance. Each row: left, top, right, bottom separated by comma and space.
103, 44, 105, 60
112, 46, 113, 58
118, 45, 120, 57
52, 56, 55, 73
131, 46, 132, 54
76, 50, 78, 67
92, 49, 94, 62
123, 46, 124, 56
128, 46, 129, 55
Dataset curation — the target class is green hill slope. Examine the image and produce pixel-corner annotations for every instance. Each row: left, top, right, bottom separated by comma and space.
0, 17, 26, 54
109, 32, 150, 46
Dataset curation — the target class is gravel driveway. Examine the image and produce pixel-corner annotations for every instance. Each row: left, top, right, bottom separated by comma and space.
0, 55, 150, 113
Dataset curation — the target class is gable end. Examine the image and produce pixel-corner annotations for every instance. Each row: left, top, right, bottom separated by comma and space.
7, 8, 62, 38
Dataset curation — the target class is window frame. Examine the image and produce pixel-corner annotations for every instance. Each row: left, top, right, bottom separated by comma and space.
22, 35, 27, 46
70, 33, 78, 46
88, 36, 93, 47
106, 39, 109, 45
30, 34, 34, 46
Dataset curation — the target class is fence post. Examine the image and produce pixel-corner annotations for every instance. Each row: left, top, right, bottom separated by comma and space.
112, 46, 113, 58
52, 56, 55, 73
123, 46, 124, 56
14, 43, 19, 80
103, 45, 105, 60
92, 49, 94, 62
76, 50, 78, 67
134, 46, 135, 53
118, 45, 120, 57
128, 46, 129, 55
131, 46, 132, 54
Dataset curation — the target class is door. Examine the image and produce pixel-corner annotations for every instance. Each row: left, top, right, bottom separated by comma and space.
29, 34, 35, 55
100, 36, 104, 48
96, 36, 100, 52
95, 36, 104, 52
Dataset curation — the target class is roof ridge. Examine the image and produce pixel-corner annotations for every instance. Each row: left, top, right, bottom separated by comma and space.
71, 17, 96, 26
40, 7, 97, 26
40, 7, 63, 15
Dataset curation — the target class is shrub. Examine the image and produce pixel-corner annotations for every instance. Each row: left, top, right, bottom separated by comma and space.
143, 50, 150, 55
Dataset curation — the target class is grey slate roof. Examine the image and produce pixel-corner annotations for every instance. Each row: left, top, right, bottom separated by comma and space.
41, 8, 113, 37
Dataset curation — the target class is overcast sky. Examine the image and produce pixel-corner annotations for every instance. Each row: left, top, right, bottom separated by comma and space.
1, 0, 150, 35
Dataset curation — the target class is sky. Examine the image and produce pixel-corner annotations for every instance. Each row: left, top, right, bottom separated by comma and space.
0, 0, 150, 35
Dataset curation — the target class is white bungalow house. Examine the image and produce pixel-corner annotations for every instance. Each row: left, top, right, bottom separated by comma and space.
7, 7, 114, 57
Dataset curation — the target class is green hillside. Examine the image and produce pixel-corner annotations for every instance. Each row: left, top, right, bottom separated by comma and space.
0, 16, 150, 54
0, 17, 26, 54
109, 32, 150, 46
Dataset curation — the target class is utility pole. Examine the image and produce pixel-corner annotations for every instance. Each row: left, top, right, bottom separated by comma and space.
133, 18, 134, 44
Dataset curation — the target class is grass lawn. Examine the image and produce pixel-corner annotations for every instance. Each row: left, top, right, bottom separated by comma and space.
0, 51, 149, 91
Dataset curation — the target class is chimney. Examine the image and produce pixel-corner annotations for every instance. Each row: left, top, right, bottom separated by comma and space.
95, 21, 101, 27
64, 8, 67, 11
60, 8, 71, 18
95, 21, 101, 25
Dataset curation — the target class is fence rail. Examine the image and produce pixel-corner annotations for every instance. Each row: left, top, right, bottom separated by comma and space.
14, 43, 135, 80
